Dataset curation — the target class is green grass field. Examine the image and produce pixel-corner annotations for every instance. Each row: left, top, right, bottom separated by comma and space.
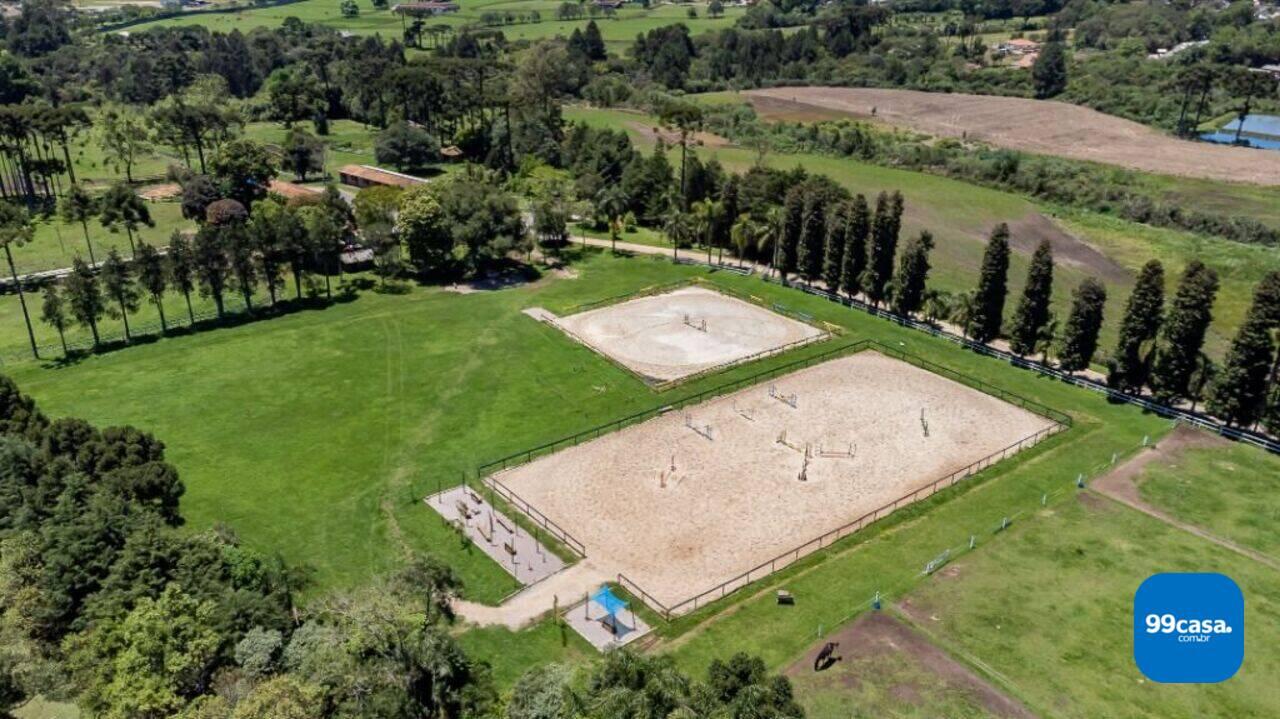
130, 0, 743, 49
1138, 443, 1280, 560
697, 91, 1280, 234
896, 493, 1280, 717
789, 637, 1006, 719
15, 201, 193, 277
564, 105, 1280, 360
5, 247, 1277, 714
8, 118, 387, 279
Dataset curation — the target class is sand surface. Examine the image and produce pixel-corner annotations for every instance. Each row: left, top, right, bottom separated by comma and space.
552, 286, 826, 382
495, 352, 1055, 610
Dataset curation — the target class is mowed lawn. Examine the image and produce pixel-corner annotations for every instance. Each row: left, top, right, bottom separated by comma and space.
6, 247, 1276, 714
894, 494, 1280, 718
1138, 442, 1280, 560
13, 201, 193, 277
4, 251, 710, 601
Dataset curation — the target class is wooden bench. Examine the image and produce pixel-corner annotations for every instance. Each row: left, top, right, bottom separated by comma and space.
776, 590, 795, 606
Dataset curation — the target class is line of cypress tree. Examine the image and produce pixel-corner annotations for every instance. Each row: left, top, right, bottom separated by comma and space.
861, 192, 897, 305
1208, 270, 1280, 427
1150, 261, 1220, 403
821, 201, 848, 291
970, 223, 1011, 343
890, 231, 934, 317
1108, 259, 1165, 392
778, 186, 805, 280
839, 194, 869, 297
796, 191, 826, 282
1057, 277, 1107, 373
1007, 240, 1054, 356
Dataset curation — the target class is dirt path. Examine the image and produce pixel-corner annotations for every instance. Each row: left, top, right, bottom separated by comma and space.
786, 611, 1037, 718
453, 560, 613, 630
1090, 425, 1280, 570
743, 87, 1280, 185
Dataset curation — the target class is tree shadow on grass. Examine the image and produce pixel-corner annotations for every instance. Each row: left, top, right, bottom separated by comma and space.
35, 294, 355, 369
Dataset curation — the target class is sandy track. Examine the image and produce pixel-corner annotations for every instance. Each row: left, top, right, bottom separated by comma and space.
495, 351, 1054, 610
744, 87, 1280, 185
553, 286, 826, 382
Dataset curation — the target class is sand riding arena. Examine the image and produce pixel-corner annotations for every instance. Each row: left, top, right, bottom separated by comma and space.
486, 347, 1067, 617
528, 284, 829, 385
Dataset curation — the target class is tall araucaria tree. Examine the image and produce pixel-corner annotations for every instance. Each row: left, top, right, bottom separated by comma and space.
64, 256, 106, 348
0, 201, 39, 358
135, 241, 169, 334
99, 248, 140, 342
166, 231, 198, 326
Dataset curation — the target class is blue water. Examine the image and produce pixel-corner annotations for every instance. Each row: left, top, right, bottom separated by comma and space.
1199, 131, 1280, 150
1200, 114, 1280, 150
1222, 113, 1280, 138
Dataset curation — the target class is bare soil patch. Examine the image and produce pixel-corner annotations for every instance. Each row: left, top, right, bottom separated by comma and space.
1007, 213, 1129, 284
1089, 425, 1279, 569
549, 286, 826, 383
136, 183, 181, 201
743, 87, 1280, 185
495, 351, 1054, 610
786, 612, 1036, 719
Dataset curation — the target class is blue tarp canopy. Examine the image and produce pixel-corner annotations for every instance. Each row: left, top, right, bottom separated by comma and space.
591, 586, 628, 617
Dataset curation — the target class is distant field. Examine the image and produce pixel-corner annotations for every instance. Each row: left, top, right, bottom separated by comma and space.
129, 0, 743, 47
564, 106, 1280, 360
739, 87, 1280, 185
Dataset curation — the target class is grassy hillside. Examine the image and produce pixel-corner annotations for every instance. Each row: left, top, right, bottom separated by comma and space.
564, 106, 1280, 360
129, 0, 743, 49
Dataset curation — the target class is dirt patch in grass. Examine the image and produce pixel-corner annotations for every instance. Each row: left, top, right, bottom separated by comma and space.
743, 87, 1280, 185
786, 612, 1036, 718
1006, 213, 1129, 285
1091, 424, 1229, 505
1089, 425, 1279, 569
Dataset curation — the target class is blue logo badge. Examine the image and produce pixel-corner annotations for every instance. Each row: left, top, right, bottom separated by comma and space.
1134, 573, 1243, 683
